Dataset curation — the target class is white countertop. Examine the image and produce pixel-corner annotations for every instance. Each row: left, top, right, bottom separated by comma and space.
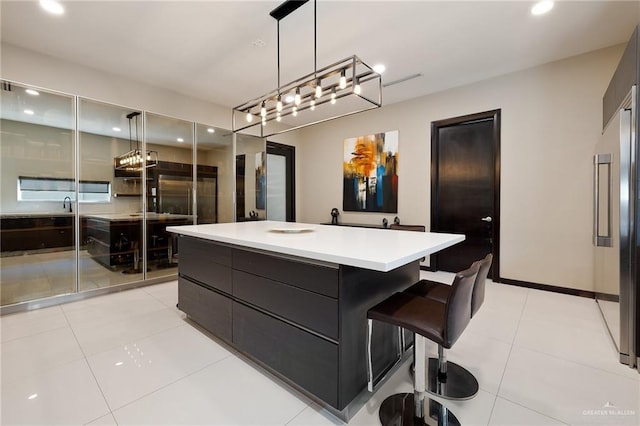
166, 221, 464, 272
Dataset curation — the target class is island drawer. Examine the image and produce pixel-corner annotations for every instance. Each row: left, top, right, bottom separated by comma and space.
233, 302, 338, 408
179, 237, 232, 293
232, 249, 339, 298
233, 270, 338, 340
178, 277, 232, 342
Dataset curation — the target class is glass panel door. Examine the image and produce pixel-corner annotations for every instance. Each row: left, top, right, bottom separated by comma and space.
196, 124, 232, 224
78, 99, 144, 290
145, 113, 194, 280
235, 134, 266, 221
0, 82, 76, 305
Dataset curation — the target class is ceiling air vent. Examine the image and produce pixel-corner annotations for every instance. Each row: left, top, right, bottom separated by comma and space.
383, 73, 423, 88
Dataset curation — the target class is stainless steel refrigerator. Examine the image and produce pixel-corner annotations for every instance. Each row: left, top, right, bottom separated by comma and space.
594, 83, 638, 371
157, 174, 217, 224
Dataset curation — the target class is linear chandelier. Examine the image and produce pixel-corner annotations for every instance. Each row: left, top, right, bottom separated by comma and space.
114, 111, 158, 171
232, 0, 382, 137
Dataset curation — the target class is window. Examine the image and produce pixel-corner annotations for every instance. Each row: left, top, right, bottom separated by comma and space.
18, 176, 111, 203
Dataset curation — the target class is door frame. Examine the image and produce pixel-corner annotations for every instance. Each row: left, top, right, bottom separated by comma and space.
266, 141, 296, 222
430, 109, 501, 282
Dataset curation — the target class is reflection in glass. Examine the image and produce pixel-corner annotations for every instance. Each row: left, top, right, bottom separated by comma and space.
236, 134, 266, 221
196, 124, 231, 224
78, 99, 144, 290
145, 113, 194, 280
0, 82, 76, 305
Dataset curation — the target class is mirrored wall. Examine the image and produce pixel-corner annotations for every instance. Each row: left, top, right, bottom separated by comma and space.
0, 79, 246, 308
0, 82, 76, 305
236, 134, 266, 222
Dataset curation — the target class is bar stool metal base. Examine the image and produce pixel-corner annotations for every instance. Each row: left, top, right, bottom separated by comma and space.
379, 393, 461, 426
409, 358, 479, 400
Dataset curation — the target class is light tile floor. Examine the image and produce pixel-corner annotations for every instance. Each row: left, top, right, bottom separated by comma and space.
1, 272, 639, 425
0, 250, 176, 305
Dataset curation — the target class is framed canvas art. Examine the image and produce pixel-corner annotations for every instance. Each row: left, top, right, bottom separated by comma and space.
343, 130, 398, 213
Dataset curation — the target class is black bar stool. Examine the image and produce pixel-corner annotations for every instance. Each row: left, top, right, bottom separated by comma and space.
366, 262, 479, 425
404, 253, 493, 400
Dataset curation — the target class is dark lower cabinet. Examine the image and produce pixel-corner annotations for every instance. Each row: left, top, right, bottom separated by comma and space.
178, 277, 232, 342
1, 215, 74, 253
233, 302, 338, 407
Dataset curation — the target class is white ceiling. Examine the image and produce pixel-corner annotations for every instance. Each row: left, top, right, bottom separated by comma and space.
1, 0, 639, 114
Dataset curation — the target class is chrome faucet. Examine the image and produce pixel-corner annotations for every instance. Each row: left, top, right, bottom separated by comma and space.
63, 196, 72, 213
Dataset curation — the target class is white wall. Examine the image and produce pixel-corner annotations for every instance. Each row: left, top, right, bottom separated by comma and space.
296, 45, 625, 292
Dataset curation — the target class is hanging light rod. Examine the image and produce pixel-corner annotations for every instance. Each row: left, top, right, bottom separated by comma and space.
270, 0, 309, 20
232, 0, 382, 137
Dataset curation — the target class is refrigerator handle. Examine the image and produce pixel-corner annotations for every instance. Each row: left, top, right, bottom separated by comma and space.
593, 153, 613, 247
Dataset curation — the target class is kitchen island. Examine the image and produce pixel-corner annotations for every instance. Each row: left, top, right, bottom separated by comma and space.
86, 212, 192, 269
166, 221, 463, 420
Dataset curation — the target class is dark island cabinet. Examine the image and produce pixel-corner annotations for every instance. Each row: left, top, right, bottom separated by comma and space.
176, 235, 418, 415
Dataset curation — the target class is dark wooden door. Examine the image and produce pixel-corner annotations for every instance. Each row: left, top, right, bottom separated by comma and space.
235, 154, 245, 221
431, 110, 500, 280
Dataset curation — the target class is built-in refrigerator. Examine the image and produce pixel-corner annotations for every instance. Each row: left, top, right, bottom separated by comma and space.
593, 25, 639, 372
157, 174, 217, 224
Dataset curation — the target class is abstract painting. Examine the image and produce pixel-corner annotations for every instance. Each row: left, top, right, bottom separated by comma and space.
343, 130, 398, 212
255, 152, 266, 209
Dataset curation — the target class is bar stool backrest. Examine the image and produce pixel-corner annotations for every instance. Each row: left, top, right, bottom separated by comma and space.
471, 253, 493, 318
443, 263, 479, 348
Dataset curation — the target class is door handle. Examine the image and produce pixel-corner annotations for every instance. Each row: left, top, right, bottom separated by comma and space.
481, 216, 492, 223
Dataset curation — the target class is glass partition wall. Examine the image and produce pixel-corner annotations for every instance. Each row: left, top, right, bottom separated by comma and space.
78, 99, 144, 291
235, 134, 266, 221
0, 79, 240, 310
145, 113, 194, 280
0, 83, 76, 305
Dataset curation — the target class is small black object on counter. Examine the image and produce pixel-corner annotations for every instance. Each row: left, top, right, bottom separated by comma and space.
330, 208, 340, 225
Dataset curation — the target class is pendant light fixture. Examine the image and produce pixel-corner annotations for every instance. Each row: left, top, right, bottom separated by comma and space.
114, 112, 159, 171
232, 0, 382, 137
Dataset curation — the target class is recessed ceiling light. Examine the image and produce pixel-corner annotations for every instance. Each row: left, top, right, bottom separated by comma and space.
531, 0, 554, 16
28, 394, 38, 400
40, 0, 64, 15
25, 89, 39, 96
207, 128, 215, 133
112, 127, 121, 132
373, 64, 386, 74
177, 138, 184, 143
24, 109, 34, 115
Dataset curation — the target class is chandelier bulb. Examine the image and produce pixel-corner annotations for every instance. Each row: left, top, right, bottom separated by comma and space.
315, 80, 322, 98
292, 106, 298, 117
276, 112, 281, 122
310, 99, 316, 111
331, 87, 337, 105
354, 77, 362, 95
339, 70, 347, 89
246, 112, 253, 122
294, 87, 301, 106
276, 95, 283, 112
260, 101, 267, 117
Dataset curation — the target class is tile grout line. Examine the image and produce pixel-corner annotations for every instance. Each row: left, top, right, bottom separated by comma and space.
496, 394, 571, 425
486, 287, 529, 425
108, 351, 235, 415
59, 304, 117, 423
